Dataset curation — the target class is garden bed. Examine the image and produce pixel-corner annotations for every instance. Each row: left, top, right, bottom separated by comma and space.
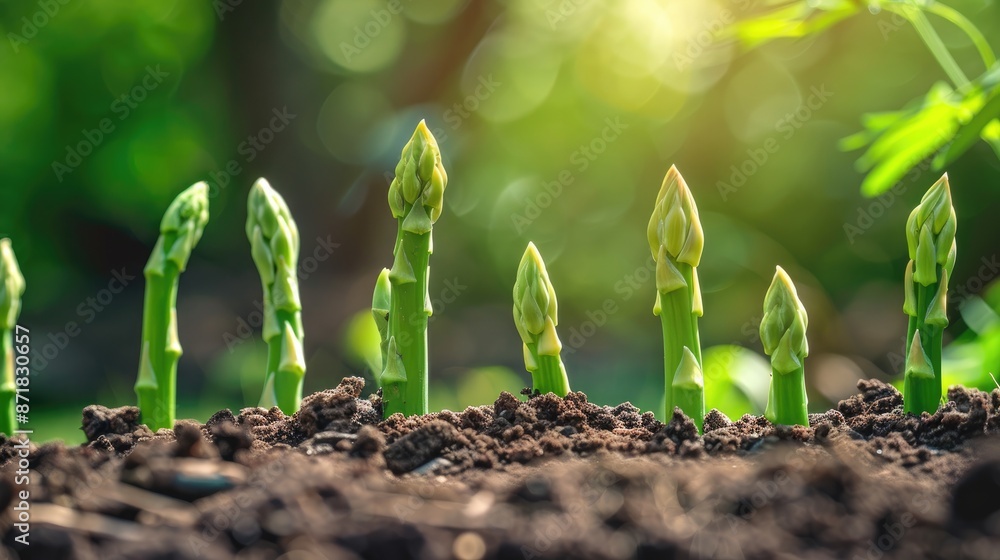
3, 378, 1000, 559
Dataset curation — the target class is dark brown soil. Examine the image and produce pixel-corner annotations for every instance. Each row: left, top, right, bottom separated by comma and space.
3, 378, 1000, 559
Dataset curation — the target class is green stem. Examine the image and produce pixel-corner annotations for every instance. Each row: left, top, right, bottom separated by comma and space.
673, 383, 704, 431
765, 367, 809, 426
385, 229, 431, 416
137, 261, 181, 431
888, 4, 969, 90
924, 2, 996, 70
1, 330, 16, 435
658, 263, 701, 420
529, 344, 571, 396
904, 282, 943, 413
259, 308, 304, 413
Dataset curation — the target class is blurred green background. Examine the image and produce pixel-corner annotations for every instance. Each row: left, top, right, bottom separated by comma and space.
2, 0, 1000, 443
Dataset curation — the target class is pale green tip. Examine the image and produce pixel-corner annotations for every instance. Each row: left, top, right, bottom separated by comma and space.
647, 165, 704, 267
0, 239, 25, 330
672, 346, 704, 389
246, 178, 301, 315
389, 120, 448, 226
380, 336, 407, 384
513, 242, 560, 347
906, 173, 955, 285
760, 266, 809, 374
905, 330, 934, 379
151, 182, 210, 274
372, 268, 391, 316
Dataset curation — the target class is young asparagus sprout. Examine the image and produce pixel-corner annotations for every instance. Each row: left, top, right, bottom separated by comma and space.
647, 165, 705, 428
513, 242, 571, 396
0, 239, 25, 436
247, 178, 306, 414
382, 120, 448, 417
760, 266, 810, 426
372, 268, 391, 372
903, 173, 955, 414
135, 182, 210, 431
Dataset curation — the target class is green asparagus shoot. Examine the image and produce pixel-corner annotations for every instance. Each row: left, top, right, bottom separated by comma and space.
135, 182, 210, 431
513, 242, 571, 396
372, 267, 391, 372
0, 239, 25, 436
382, 120, 448, 417
903, 173, 955, 414
247, 178, 306, 414
647, 165, 705, 427
760, 266, 810, 426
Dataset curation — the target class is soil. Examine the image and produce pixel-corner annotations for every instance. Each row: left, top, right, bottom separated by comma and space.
3, 378, 1000, 560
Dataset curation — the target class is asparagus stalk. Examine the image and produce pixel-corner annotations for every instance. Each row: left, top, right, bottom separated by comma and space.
247, 178, 306, 414
0, 239, 25, 436
760, 266, 810, 426
903, 173, 955, 414
647, 165, 705, 426
135, 182, 210, 431
382, 120, 448, 417
513, 242, 571, 396
372, 268, 391, 372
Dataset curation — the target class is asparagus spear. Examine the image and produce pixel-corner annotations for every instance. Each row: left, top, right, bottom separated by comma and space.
513, 242, 571, 396
760, 266, 810, 426
247, 178, 306, 414
903, 173, 955, 414
0, 239, 25, 436
647, 165, 705, 426
382, 120, 448, 417
135, 182, 210, 431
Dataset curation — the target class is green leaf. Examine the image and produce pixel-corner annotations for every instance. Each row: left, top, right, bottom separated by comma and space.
935, 90, 1000, 168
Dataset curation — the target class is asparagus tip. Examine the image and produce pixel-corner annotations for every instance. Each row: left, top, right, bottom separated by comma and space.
761, 265, 809, 373
647, 165, 704, 267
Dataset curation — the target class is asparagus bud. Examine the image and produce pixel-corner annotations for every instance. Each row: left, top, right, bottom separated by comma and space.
903, 174, 955, 414
760, 266, 810, 426
247, 178, 305, 414
513, 242, 570, 396
382, 121, 448, 417
647, 165, 704, 427
135, 182, 210, 431
0, 239, 25, 436
372, 268, 391, 372
672, 346, 705, 431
